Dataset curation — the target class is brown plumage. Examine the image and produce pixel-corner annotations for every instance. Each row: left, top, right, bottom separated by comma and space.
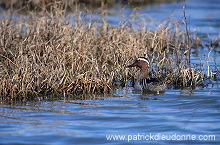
127, 57, 166, 93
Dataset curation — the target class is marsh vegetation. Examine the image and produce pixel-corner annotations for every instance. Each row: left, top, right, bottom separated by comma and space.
0, 2, 219, 102
0, 0, 182, 10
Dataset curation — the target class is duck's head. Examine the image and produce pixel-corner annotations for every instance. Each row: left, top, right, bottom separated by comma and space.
127, 57, 149, 69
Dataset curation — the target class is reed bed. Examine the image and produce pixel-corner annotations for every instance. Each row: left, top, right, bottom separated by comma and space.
0, 0, 181, 10
0, 6, 217, 102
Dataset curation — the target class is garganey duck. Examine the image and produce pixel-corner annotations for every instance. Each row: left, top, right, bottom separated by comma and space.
127, 57, 166, 93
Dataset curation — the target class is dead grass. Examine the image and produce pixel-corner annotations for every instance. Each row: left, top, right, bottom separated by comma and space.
0, 0, 180, 10
0, 5, 217, 102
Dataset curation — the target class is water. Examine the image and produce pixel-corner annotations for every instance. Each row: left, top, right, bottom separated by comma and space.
104, 0, 220, 36
1, 87, 220, 144
0, 0, 220, 144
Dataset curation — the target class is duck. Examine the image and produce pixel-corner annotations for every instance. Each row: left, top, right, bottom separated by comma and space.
127, 57, 166, 93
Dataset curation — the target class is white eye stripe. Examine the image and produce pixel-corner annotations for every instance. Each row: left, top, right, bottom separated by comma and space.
137, 58, 149, 64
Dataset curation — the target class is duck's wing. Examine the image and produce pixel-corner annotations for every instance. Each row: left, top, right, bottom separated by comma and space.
139, 78, 157, 89
140, 78, 166, 91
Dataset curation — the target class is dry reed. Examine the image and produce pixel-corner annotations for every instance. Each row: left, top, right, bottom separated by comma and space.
0, 0, 181, 10
0, 4, 217, 102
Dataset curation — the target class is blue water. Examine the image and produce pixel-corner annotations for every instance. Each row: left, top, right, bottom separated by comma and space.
1, 87, 220, 144
0, 0, 220, 144
104, 0, 220, 35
